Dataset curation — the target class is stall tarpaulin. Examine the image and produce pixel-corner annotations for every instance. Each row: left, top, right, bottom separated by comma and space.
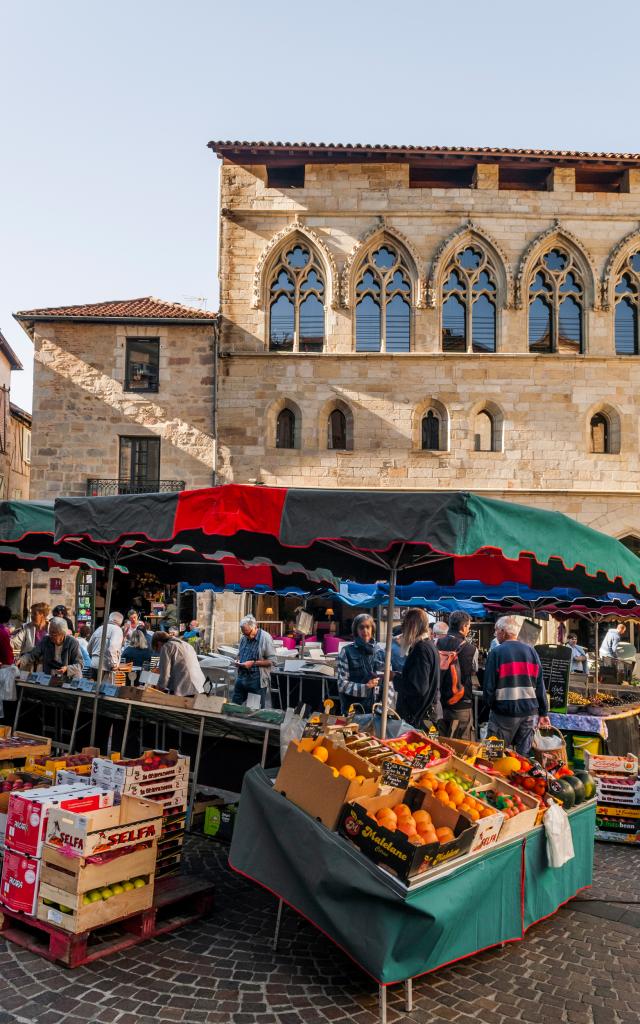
54, 485, 640, 737
229, 767, 595, 985
0, 499, 103, 570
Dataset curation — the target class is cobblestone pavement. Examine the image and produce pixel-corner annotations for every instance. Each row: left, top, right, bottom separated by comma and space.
0, 836, 638, 1024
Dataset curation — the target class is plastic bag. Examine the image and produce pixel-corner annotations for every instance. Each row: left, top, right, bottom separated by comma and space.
279, 705, 309, 762
0, 665, 18, 703
533, 728, 563, 750
544, 800, 575, 868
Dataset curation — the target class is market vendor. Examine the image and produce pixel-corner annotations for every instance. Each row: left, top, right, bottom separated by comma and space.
482, 615, 550, 756
20, 617, 83, 679
152, 631, 206, 696
232, 614, 276, 706
566, 633, 588, 673
336, 613, 389, 715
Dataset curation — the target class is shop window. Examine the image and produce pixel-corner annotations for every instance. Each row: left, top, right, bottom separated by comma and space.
614, 255, 640, 354
269, 244, 325, 352
441, 247, 497, 353
355, 244, 412, 352
528, 248, 584, 353
124, 339, 160, 392
275, 408, 297, 449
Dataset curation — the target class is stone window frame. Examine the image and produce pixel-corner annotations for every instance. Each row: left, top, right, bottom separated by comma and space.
470, 401, 504, 453
603, 231, 640, 355
352, 241, 415, 353
268, 398, 302, 451
115, 325, 168, 394
527, 247, 585, 354
267, 243, 327, 354
586, 403, 621, 455
319, 398, 354, 451
124, 337, 160, 393
414, 399, 450, 453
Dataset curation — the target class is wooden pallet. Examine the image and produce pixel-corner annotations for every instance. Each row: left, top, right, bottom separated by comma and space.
0, 874, 214, 968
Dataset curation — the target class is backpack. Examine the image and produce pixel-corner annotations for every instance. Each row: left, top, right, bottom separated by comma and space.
436, 639, 466, 706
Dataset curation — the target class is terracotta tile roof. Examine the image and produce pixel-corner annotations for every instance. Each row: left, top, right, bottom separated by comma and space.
208, 140, 640, 166
0, 330, 23, 371
14, 297, 217, 323
10, 403, 31, 426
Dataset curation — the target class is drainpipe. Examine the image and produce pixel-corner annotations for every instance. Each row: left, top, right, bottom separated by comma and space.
212, 153, 223, 487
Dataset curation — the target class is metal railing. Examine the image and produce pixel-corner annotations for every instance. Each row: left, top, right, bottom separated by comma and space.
86, 479, 185, 496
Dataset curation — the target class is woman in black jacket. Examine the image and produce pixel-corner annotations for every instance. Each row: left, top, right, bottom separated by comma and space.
396, 609, 440, 729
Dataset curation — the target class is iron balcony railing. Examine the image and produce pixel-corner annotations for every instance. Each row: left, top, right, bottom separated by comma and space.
86, 479, 185, 496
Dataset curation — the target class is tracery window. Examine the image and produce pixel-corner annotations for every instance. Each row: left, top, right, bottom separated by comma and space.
421, 410, 441, 451
275, 408, 297, 449
355, 245, 412, 352
442, 246, 497, 352
528, 248, 583, 353
614, 252, 640, 354
269, 244, 325, 352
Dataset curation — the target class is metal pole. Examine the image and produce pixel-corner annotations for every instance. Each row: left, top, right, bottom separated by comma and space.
186, 714, 205, 831
69, 694, 82, 751
90, 557, 115, 747
273, 898, 284, 951
121, 700, 133, 755
591, 620, 599, 699
405, 979, 413, 1013
378, 984, 387, 1024
380, 566, 397, 740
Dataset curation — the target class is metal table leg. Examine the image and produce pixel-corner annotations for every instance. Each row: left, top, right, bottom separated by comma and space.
378, 984, 387, 1024
121, 702, 133, 756
260, 728, 269, 768
13, 687, 24, 730
68, 695, 83, 752
273, 898, 284, 952
186, 715, 205, 831
405, 978, 413, 1012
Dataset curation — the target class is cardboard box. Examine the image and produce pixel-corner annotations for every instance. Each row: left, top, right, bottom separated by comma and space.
203, 802, 237, 842
587, 753, 638, 775
0, 732, 52, 762
381, 731, 451, 769
45, 794, 162, 857
274, 738, 380, 830
473, 778, 541, 841
55, 769, 93, 787
6, 786, 114, 858
422, 754, 496, 792
1, 847, 42, 914
594, 828, 640, 844
595, 777, 640, 806
25, 747, 99, 778
90, 749, 189, 793
338, 786, 477, 883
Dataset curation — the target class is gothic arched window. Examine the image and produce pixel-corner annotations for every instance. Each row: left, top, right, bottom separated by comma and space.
269, 244, 325, 352
275, 407, 297, 449
528, 248, 584, 353
590, 413, 610, 454
442, 246, 497, 353
328, 409, 347, 450
474, 410, 497, 452
614, 252, 640, 355
421, 410, 441, 451
355, 244, 412, 352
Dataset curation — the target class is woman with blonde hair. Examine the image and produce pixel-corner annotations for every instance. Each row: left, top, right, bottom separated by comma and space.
395, 608, 440, 729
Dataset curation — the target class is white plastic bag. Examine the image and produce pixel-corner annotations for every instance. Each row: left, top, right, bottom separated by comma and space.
533, 728, 563, 750
279, 705, 308, 762
0, 664, 18, 703
544, 801, 575, 868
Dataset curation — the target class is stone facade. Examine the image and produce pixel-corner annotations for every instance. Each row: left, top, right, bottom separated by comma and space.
211, 145, 640, 548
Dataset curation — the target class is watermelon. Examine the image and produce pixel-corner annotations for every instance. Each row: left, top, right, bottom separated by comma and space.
573, 770, 595, 800
563, 775, 586, 805
554, 778, 576, 809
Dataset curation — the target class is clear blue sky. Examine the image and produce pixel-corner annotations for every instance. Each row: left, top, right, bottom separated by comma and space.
2, 0, 638, 411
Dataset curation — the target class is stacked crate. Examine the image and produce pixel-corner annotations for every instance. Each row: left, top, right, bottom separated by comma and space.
91, 750, 189, 877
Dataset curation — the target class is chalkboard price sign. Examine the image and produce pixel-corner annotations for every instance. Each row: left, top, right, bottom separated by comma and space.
535, 644, 572, 713
412, 753, 430, 770
382, 759, 412, 789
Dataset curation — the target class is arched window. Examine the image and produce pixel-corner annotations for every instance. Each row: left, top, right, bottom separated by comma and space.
269, 244, 325, 352
474, 410, 496, 452
421, 410, 441, 451
528, 248, 584, 353
590, 413, 609, 454
442, 247, 497, 352
328, 409, 347, 450
355, 244, 412, 352
614, 253, 640, 354
275, 408, 297, 449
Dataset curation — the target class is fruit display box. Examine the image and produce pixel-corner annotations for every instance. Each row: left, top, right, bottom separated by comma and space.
470, 778, 540, 841
90, 749, 189, 793
45, 794, 163, 857
410, 771, 505, 854
339, 732, 402, 770
0, 773, 53, 846
38, 874, 154, 933
422, 754, 495, 792
25, 747, 100, 779
5, 786, 114, 858
595, 776, 640, 806
0, 732, 52, 762
380, 731, 451, 769
275, 738, 380, 831
40, 840, 157, 899
338, 786, 477, 884
1, 847, 42, 915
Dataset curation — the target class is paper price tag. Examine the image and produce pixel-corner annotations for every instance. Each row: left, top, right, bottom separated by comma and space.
484, 737, 505, 759
382, 759, 412, 789
302, 721, 324, 739
48, 908, 63, 925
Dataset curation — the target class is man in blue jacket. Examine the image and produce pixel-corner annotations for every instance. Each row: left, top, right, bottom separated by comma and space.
483, 615, 550, 756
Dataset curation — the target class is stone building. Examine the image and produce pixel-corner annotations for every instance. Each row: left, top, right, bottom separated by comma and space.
0, 330, 32, 619
14, 298, 219, 628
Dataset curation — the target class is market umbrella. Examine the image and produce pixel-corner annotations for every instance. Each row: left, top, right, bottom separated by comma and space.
0, 499, 104, 571
55, 485, 640, 736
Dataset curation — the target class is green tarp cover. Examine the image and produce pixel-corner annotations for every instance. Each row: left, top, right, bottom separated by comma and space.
523, 800, 596, 929
229, 767, 595, 984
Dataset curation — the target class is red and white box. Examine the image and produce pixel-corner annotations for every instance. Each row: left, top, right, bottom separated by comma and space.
5, 785, 114, 858
91, 750, 189, 794
1, 848, 43, 915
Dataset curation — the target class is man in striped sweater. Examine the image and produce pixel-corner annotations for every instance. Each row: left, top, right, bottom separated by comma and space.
483, 615, 551, 756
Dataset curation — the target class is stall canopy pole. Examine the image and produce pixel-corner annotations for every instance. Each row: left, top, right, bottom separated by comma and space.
90, 556, 115, 747
380, 565, 398, 740
591, 620, 599, 700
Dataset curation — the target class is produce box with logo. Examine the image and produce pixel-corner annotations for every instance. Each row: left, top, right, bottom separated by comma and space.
45, 794, 163, 857
5, 785, 114, 858
0, 732, 52, 762
275, 738, 380, 831
338, 786, 478, 883
0, 847, 42, 914
90, 749, 189, 793
25, 748, 100, 779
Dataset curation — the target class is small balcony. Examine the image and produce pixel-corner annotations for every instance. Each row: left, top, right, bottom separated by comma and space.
86, 479, 185, 496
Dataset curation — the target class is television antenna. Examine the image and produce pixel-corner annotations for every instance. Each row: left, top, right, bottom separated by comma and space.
183, 295, 208, 310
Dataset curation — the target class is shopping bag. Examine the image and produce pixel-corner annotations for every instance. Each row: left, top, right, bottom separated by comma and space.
279, 705, 309, 762
544, 800, 574, 868
532, 725, 568, 767
0, 664, 18, 703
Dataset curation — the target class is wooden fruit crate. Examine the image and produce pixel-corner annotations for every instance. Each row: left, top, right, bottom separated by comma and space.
38, 877, 154, 933
46, 795, 163, 856
41, 842, 157, 897
0, 875, 214, 967
139, 687, 195, 709
0, 732, 52, 762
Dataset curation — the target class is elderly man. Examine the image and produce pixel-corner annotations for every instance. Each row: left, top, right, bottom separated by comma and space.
232, 614, 276, 707
482, 615, 550, 756
20, 617, 83, 678
87, 612, 125, 671
566, 633, 588, 674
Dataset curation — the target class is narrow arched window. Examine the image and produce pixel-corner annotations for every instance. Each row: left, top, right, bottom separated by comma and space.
276, 408, 296, 449
421, 410, 441, 450
269, 244, 325, 352
474, 411, 495, 452
614, 254, 640, 354
442, 246, 497, 353
355, 244, 412, 352
590, 413, 610, 454
328, 409, 347, 450
528, 248, 583, 353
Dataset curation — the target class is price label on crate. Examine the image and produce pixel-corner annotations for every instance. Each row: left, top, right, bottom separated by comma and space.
302, 719, 324, 739
483, 737, 506, 759
382, 759, 412, 789
412, 753, 430, 770
427, 726, 439, 742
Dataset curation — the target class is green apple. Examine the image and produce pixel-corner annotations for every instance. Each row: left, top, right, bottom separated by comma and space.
122, 881, 135, 892
88, 890, 102, 902
82, 895, 92, 905
59, 904, 73, 914
111, 884, 124, 895
100, 887, 114, 900
132, 878, 146, 889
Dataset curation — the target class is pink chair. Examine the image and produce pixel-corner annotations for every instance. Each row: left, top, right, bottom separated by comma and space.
274, 636, 297, 650
323, 635, 343, 655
